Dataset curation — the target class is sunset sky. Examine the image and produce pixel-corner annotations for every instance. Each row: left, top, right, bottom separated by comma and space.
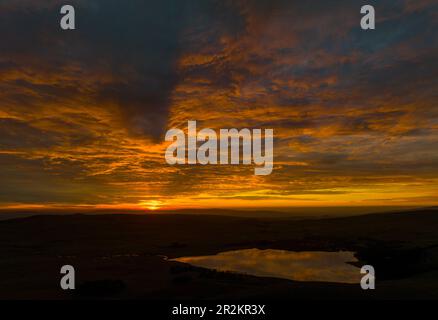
0, 0, 437, 211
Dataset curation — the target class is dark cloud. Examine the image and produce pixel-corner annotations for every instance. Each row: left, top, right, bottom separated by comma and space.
0, 118, 62, 149
0, 0, 249, 139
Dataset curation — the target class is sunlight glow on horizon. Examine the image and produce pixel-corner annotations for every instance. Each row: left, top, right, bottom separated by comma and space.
139, 200, 164, 211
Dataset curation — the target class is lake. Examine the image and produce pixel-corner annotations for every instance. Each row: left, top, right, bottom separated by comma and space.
171, 248, 361, 284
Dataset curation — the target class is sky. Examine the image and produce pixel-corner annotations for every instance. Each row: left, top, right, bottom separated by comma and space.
0, 0, 437, 211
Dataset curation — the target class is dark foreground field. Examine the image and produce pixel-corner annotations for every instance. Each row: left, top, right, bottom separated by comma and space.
0, 208, 437, 299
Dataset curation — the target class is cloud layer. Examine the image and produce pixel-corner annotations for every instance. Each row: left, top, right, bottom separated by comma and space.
0, 0, 437, 209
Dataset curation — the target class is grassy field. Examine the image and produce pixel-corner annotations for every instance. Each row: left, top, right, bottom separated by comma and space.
0, 208, 437, 299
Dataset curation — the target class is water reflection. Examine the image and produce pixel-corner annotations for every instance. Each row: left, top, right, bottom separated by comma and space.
172, 249, 360, 283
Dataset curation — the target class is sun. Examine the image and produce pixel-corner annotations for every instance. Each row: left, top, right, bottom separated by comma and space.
139, 200, 163, 211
